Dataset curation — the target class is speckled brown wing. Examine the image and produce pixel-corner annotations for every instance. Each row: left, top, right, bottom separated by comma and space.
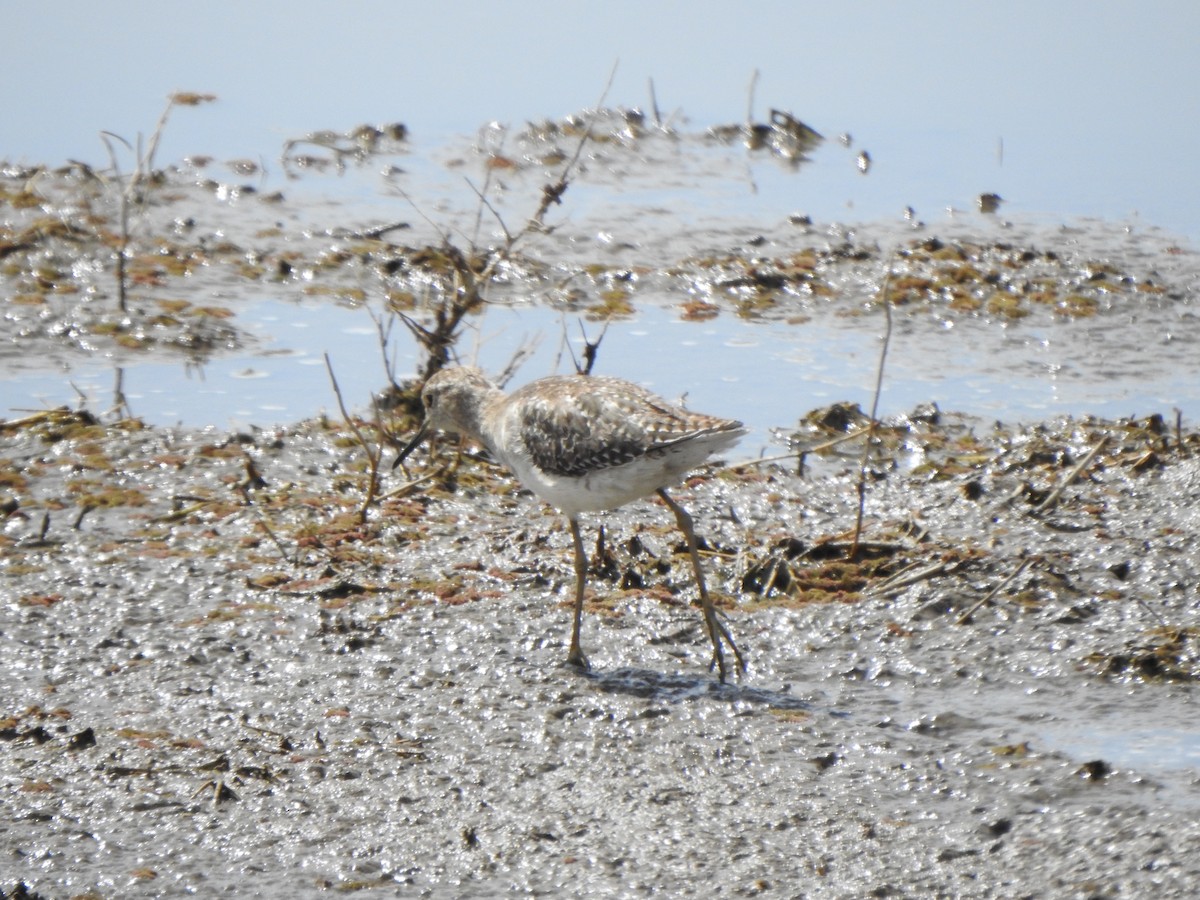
514, 376, 740, 478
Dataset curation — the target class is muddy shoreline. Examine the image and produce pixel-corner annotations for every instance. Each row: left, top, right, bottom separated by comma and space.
2, 401, 1199, 898
4, 112, 1200, 897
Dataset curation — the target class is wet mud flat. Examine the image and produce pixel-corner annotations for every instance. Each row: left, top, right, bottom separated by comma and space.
4, 106, 1200, 897
2, 404, 1199, 898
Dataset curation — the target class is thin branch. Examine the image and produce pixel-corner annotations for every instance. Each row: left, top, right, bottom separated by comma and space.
494, 333, 541, 389
97, 93, 207, 315
250, 506, 297, 566
379, 470, 439, 500
137, 95, 178, 190
99, 131, 132, 313
391, 67, 619, 385
956, 556, 1037, 625
464, 174, 513, 246
391, 185, 454, 246
869, 560, 953, 598
324, 353, 382, 524
366, 303, 399, 390
746, 69, 760, 127
648, 77, 662, 128
578, 318, 609, 375
1032, 435, 1109, 514
723, 425, 875, 475
724, 451, 806, 471
849, 264, 895, 560
1134, 595, 1169, 629
524, 60, 618, 234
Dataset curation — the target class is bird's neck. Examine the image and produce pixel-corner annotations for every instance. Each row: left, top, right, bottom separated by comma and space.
457, 387, 507, 457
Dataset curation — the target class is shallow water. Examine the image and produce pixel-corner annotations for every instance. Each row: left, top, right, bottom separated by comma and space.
5, 4, 1200, 440
4, 149, 1199, 450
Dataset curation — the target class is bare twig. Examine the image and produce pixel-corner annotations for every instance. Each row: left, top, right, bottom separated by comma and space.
724, 451, 807, 471
1032, 435, 1109, 514
107, 366, 136, 421
250, 507, 297, 566
868, 560, 954, 598
956, 556, 1037, 624
494, 334, 541, 389
746, 69, 760, 127
379, 470, 439, 500
465, 174, 513, 247
1134, 595, 1170, 629
392, 185, 456, 246
385, 67, 620, 387
366, 304, 400, 391
577, 319, 609, 375
850, 265, 895, 559
324, 353, 382, 524
100, 131, 134, 313
98, 93, 214, 313
138, 95, 179, 184
648, 77, 662, 128
723, 425, 875, 475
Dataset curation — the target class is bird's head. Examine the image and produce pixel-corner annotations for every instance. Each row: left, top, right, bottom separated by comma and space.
393, 366, 498, 468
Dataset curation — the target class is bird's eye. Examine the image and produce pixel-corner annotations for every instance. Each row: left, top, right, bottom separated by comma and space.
426, 394, 437, 410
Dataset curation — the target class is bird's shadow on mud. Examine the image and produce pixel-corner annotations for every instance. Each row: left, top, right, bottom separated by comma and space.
577, 664, 830, 713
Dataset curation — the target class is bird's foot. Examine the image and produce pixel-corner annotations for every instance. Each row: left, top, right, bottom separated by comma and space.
708, 644, 748, 684
705, 611, 746, 684
566, 646, 591, 672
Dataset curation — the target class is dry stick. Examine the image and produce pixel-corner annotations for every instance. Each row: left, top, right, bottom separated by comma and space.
99, 131, 134, 313
324, 353, 382, 524
746, 69, 760, 128
469, 154, 500, 250
577, 318, 609, 375
494, 333, 541, 389
109, 367, 134, 421
849, 267, 895, 560
379, 470, 438, 501
392, 185, 455, 246
648, 77, 663, 128
464, 174, 514, 247
725, 424, 875, 473
475, 61, 618, 266
397, 64, 620, 385
725, 451, 804, 471
366, 304, 400, 392
398, 74, 602, 379
1032, 435, 1109, 515
138, 94, 180, 182
869, 560, 952, 598
1133, 595, 1170, 629
251, 506, 297, 566
563, 62, 619, 184
955, 556, 1037, 625
121, 96, 178, 314
98, 94, 192, 315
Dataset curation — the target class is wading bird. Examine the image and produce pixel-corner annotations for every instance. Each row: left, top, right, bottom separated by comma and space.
395, 366, 746, 681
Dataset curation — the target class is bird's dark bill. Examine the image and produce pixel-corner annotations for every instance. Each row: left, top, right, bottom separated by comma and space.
392, 422, 429, 469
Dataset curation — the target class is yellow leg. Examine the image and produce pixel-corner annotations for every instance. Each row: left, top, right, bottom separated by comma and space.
658, 488, 746, 683
566, 517, 591, 671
